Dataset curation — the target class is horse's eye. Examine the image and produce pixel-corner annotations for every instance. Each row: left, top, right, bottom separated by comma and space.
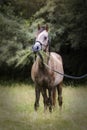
44, 36, 47, 40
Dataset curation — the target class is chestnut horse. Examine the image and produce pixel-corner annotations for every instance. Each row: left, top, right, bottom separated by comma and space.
31, 25, 64, 112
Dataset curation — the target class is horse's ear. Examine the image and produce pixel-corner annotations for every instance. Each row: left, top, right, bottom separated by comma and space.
46, 24, 48, 31
38, 24, 40, 30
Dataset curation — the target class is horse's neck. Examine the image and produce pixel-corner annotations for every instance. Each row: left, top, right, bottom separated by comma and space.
45, 45, 50, 53
36, 51, 50, 68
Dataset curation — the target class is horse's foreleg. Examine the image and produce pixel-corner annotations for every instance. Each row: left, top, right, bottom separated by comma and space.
34, 86, 40, 111
52, 87, 56, 107
48, 89, 53, 112
41, 88, 48, 112
57, 83, 63, 108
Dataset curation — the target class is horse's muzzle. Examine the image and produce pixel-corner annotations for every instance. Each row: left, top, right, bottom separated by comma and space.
32, 42, 41, 52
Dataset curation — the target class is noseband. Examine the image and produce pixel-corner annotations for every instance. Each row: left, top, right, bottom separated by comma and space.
35, 40, 49, 51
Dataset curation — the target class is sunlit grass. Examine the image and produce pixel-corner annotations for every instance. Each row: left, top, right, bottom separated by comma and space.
0, 82, 87, 130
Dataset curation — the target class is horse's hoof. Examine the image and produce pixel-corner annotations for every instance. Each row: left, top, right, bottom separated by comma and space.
34, 103, 39, 111
58, 97, 63, 107
49, 106, 52, 113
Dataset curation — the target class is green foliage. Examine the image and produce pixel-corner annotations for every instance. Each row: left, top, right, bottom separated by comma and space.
32, 0, 87, 49
0, 0, 47, 18
7, 48, 33, 67
0, 0, 87, 79
0, 6, 31, 67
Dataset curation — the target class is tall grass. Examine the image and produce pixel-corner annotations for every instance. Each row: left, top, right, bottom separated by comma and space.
0, 82, 87, 130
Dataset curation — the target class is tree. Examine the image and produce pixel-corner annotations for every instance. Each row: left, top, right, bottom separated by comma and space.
0, 0, 87, 80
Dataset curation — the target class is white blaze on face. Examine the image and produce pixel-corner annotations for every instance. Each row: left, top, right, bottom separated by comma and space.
32, 30, 49, 52
36, 30, 48, 48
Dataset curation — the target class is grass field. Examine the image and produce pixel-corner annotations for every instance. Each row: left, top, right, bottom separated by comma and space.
0, 81, 87, 130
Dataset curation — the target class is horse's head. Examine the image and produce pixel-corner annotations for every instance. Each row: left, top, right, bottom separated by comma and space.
32, 24, 49, 52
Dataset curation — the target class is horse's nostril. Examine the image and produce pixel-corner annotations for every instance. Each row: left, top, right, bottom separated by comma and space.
37, 46, 39, 50
32, 45, 39, 52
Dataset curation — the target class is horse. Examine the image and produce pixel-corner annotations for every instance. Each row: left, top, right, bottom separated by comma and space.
31, 24, 64, 112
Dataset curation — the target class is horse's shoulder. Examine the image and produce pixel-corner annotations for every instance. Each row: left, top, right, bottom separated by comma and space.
50, 52, 62, 61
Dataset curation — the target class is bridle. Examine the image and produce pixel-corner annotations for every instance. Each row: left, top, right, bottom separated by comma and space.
35, 40, 49, 51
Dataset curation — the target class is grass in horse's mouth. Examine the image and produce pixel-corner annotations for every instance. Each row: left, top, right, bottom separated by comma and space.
8, 48, 48, 67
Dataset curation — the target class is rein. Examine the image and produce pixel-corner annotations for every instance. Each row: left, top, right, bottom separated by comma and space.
37, 52, 87, 80
44, 62, 87, 79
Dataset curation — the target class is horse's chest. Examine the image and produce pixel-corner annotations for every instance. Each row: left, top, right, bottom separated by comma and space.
35, 70, 49, 86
